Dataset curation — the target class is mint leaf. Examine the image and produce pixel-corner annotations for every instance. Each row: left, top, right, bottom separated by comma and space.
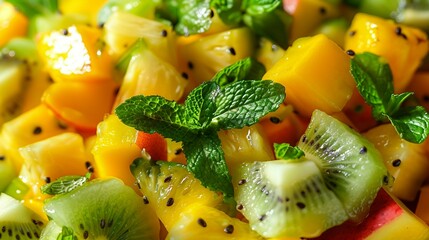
6, 0, 58, 18
210, 0, 242, 26
350, 52, 393, 121
387, 92, 413, 114
274, 143, 305, 160
351, 52, 429, 143
57, 226, 78, 240
211, 57, 266, 87
116, 66, 285, 198
242, 0, 281, 15
115, 96, 197, 142
41, 174, 90, 195
175, 0, 212, 35
243, 9, 291, 49
184, 81, 220, 128
212, 80, 285, 130
183, 131, 233, 197
388, 106, 429, 144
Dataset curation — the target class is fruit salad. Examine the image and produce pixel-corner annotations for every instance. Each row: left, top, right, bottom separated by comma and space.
1, 0, 429, 239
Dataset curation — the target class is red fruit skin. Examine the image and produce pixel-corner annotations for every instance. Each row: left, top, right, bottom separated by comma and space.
314, 189, 401, 240
136, 131, 168, 161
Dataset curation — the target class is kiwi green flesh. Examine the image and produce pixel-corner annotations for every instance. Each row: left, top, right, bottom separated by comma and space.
43, 178, 160, 240
0, 193, 45, 240
297, 110, 387, 221
233, 160, 348, 238
0, 155, 16, 192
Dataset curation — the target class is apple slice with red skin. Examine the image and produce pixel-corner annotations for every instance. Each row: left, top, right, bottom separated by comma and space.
314, 188, 429, 240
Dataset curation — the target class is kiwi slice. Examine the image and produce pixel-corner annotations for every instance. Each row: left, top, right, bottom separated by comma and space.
298, 110, 387, 220
233, 110, 387, 238
0, 193, 45, 239
41, 178, 160, 240
233, 159, 348, 238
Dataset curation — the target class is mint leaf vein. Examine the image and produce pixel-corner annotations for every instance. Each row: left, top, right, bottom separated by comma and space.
351, 52, 429, 143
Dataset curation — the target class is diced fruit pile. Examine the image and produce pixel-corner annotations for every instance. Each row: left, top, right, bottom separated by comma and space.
1, 0, 429, 239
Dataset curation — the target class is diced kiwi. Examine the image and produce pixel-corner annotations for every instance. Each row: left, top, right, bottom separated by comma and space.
297, 110, 387, 220
233, 159, 348, 238
130, 158, 232, 230
358, 0, 400, 19
233, 110, 387, 238
0, 193, 45, 239
395, 3, 429, 32
42, 178, 160, 240
4, 177, 29, 200
0, 38, 52, 126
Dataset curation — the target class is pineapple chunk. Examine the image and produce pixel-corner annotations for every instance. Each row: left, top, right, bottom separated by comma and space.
167, 204, 263, 240
219, 124, 274, 174
103, 11, 178, 65
1, 105, 75, 171
364, 124, 429, 201
19, 133, 91, 201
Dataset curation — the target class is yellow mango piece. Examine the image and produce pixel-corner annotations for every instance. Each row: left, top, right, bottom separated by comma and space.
0, 2, 28, 47
37, 25, 113, 82
42, 80, 117, 133
91, 114, 142, 191
263, 34, 355, 118
344, 13, 428, 92
284, 0, 340, 42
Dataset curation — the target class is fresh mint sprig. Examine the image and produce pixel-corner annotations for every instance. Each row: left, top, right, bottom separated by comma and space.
162, 0, 289, 47
274, 143, 305, 160
5, 0, 58, 18
351, 52, 429, 143
57, 226, 78, 240
41, 173, 91, 195
116, 67, 285, 197
211, 57, 266, 87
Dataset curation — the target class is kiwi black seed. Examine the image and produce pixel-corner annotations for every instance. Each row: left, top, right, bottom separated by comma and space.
40, 178, 160, 239
298, 110, 386, 221
0, 194, 45, 240
233, 160, 348, 238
